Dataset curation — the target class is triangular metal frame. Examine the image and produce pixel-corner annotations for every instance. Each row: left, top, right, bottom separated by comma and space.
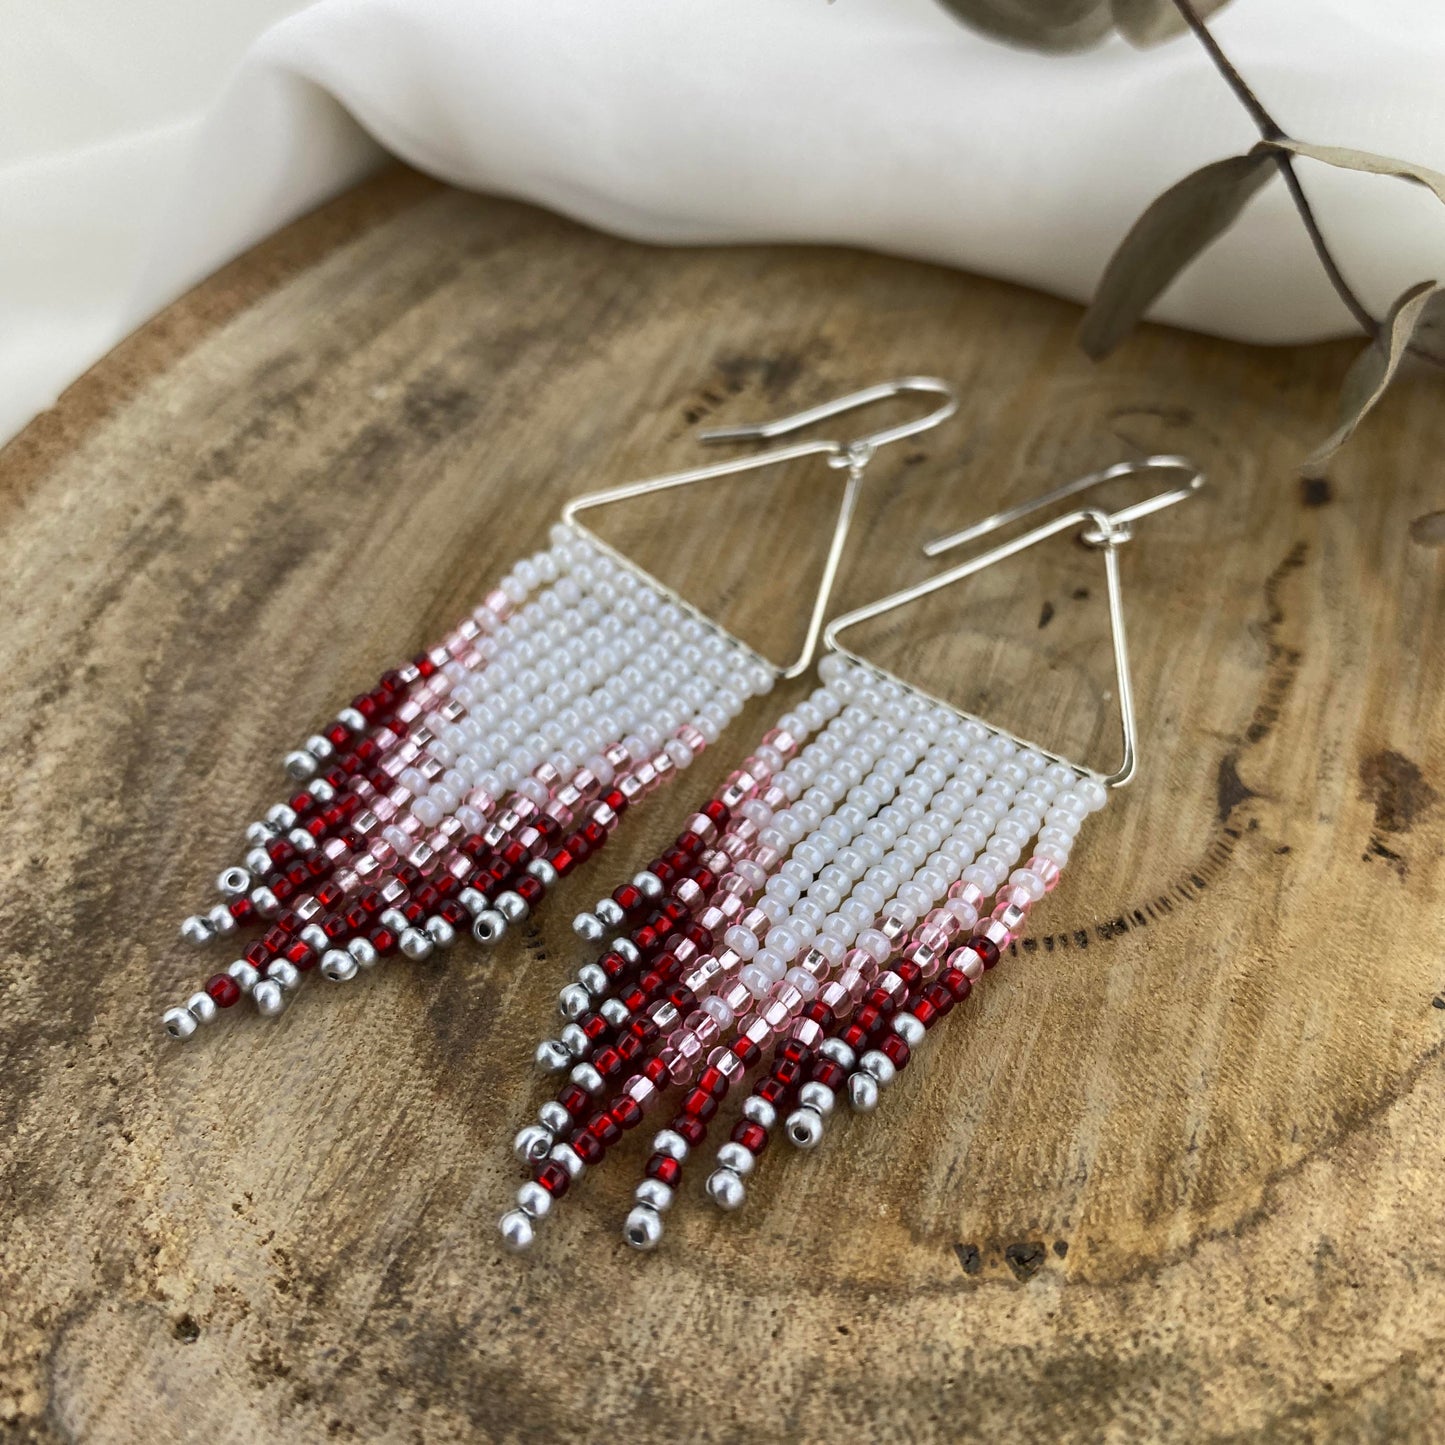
560, 378, 956, 681
823, 506, 1139, 787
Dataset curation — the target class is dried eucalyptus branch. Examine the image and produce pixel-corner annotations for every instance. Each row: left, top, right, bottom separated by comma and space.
1168, 0, 1380, 338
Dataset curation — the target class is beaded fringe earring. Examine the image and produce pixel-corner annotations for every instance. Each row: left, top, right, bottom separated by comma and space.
497, 458, 1203, 1252
159, 379, 957, 1040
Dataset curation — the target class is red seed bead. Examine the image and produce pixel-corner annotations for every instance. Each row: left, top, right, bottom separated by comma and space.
228, 896, 256, 925
590, 1111, 622, 1148
698, 1066, 729, 1099
756, 1076, 787, 1105
370, 926, 399, 956
812, 1060, 847, 1091
731, 1120, 768, 1155
912, 999, 939, 1029
644, 1056, 672, 1086
645, 1154, 682, 1188
943, 967, 972, 1002
243, 940, 270, 967
285, 939, 316, 970
968, 934, 1001, 970
558, 1084, 592, 1120
881, 1033, 912, 1069
674, 1116, 708, 1147
535, 1161, 571, 1197
613, 883, 643, 913
204, 973, 241, 1008
734, 1037, 761, 1069
772, 1059, 804, 1090
515, 874, 545, 907
610, 1096, 644, 1131
593, 1047, 622, 1079
582, 1014, 610, 1043
683, 1088, 719, 1122
572, 1130, 605, 1166
842, 1023, 869, 1051
702, 800, 729, 827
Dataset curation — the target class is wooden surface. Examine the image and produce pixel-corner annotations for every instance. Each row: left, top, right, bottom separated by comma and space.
3, 167, 1444, 1443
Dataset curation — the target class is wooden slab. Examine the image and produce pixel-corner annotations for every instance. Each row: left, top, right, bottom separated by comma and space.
3, 166, 1443, 1443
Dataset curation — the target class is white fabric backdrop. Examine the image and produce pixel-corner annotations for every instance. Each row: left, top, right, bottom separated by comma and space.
6, 0, 1445, 447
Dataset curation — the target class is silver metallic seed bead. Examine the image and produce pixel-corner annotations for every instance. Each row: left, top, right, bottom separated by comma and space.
572, 912, 604, 942
570, 1061, 604, 1095
595, 897, 625, 929
742, 1096, 777, 1130
270, 959, 302, 991
287, 827, 316, 853
424, 916, 457, 949
559, 1023, 589, 1058
379, 907, 409, 934
266, 803, 297, 830
253, 980, 286, 1017
892, 1012, 925, 1047
706, 1168, 746, 1211
635, 1178, 674, 1212
498, 1209, 534, 1253
299, 923, 329, 952
577, 963, 609, 998
347, 937, 378, 969
308, 777, 336, 804
632, 871, 665, 900
473, 910, 507, 945
534, 1039, 572, 1073
549, 1142, 584, 1180
399, 927, 435, 961
244, 820, 276, 846
818, 1037, 856, 1070
458, 886, 488, 918
305, 733, 334, 761
848, 1072, 880, 1113
785, 1106, 824, 1150
514, 1125, 554, 1165
716, 1141, 755, 1177
798, 1080, 836, 1118
651, 1129, 690, 1164
207, 904, 237, 937
226, 959, 260, 994
495, 891, 529, 925
517, 1180, 553, 1219
217, 866, 251, 898
538, 1100, 571, 1134
162, 1007, 197, 1041
244, 847, 273, 878
179, 915, 214, 947
860, 1049, 896, 1086
600, 998, 630, 1026
557, 983, 591, 1021
526, 858, 558, 889
321, 949, 357, 983
283, 750, 318, 781
251, 885, 280, 919
612, 938, 640, 966
337, 706, 366, 732
623, 1204, 663, 1251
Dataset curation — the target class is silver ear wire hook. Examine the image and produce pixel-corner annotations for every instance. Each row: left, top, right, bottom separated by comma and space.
923, 455, 1203, 558
563, 377, 958, 680
827, 458, 1204, 788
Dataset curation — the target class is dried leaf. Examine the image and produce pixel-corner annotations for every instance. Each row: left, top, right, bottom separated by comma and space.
1263, 140, 1445, 206
1301, 281, 1441, 477
931, 0, 1115, 52
1078, 152, 1277, 359
1111, 0, 1233, 47
1409, 511, 1445, 547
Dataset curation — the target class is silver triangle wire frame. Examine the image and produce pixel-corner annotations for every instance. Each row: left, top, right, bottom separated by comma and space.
823, 456, 1205, 790
559, 377, 959, 681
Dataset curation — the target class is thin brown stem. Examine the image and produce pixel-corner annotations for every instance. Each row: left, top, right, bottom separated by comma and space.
1171, 0, 1380, 339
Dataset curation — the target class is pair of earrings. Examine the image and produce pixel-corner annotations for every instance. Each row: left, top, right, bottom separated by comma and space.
155, 377, 1201, 1260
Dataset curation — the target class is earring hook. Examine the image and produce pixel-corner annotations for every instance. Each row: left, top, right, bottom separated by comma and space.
562, 377, 958, 680
923, 454, 1203, 558
700, 376, 958, 470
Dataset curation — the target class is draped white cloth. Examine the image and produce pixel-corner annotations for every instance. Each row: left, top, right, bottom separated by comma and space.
5, 0, 1444, 446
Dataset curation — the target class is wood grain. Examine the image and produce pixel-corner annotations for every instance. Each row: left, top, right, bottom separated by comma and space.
2, 167, 1443, 1444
